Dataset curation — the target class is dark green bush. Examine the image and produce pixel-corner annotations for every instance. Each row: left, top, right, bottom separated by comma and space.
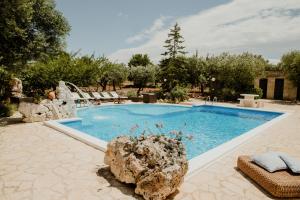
220, 88, 237, 101
0, 103, 16, 117
170, 86, 189, 102
127, 90, 137, 98
249, 87, 263, 99
0, 67, 12, 101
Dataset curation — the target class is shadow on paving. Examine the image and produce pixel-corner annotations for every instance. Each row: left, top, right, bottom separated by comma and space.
97, 166, 143, 200
96, 166, 180, 200
0, 116, 23, 126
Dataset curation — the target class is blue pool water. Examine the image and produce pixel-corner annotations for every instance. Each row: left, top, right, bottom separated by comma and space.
61, 104, 282, 159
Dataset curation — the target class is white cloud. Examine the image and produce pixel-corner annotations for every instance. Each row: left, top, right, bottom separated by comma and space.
117, 12, 128, 18
126, 16, 170, 44
109, 0, 300, 64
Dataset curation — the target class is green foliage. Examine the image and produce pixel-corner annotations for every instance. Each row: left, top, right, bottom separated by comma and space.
126, 90, 137, 98
0, 0, 70, 72
280, 50, 300, 88
21, 53, 104, 97
249, 87, 263, 99
0, 67, 12, 101
206, 53, 267, 100
0, 103, 17, 117
128, 54, 152, 67
130, 65, 156, 96
161, 23, 186, 59
185, 56, 208, 89
98, 61, 128, 91
170, 86, 189, 102
160, 56, 189, 92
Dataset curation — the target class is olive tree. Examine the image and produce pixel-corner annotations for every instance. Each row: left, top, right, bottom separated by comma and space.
130, 66, 156, 96
98, 61, 128, 91
280, 50, 300, 98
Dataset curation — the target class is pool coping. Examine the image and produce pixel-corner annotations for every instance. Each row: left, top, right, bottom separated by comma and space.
44, 103, 290, 175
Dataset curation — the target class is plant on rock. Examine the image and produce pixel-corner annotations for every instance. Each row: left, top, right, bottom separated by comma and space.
104, 133, 188, 200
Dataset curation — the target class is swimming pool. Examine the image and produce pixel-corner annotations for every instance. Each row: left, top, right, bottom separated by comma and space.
58, 104, 282, 160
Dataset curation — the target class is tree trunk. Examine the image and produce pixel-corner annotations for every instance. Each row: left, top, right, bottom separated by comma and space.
102, 83, 107, 91
200, 84, 204, 95
137, 87, 142, 96
113, 81, 116, 91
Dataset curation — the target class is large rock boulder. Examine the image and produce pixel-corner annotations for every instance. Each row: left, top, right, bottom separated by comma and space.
104, 135, 188, 200
18, 99, 76, 122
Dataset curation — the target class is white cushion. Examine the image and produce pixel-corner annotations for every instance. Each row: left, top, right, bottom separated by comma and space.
280, 154, 300, 174
251, 152, 287, 173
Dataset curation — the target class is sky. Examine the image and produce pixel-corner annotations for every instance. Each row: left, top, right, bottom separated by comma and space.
56, 0, 300, 64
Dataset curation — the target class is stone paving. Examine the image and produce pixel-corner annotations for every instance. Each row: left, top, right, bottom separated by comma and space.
0, 102, 300, 200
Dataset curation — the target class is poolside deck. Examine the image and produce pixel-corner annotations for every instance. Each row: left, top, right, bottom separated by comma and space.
0, 101, 299, 200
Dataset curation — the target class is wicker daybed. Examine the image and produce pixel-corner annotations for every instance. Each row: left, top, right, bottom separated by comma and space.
237, 155, 300, 198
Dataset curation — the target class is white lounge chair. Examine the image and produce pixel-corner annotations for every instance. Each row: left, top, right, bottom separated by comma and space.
71, 92, 87, 107
82, 92, 95, 100
91, 92, 102, 100
100, 92, 115, 99
109, 91, 128, 100
71, 92, 84, 100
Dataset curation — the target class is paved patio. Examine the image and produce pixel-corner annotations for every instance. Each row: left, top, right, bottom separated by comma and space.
0, 102, 299, 200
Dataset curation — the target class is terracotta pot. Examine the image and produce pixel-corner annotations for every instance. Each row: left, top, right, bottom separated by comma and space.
48, 91, 56, 100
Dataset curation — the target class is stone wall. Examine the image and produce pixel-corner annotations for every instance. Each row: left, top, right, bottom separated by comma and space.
254, 72, 298, 100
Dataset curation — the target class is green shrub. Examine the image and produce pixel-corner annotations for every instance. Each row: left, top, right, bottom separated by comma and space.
220, 88, 237, 101
127, 90, 137, 98
0, 103, 16, 117
155, 90, 166, 100
170, 86, 189, 102
0, 67, 12, 101
249, 87, 263, 99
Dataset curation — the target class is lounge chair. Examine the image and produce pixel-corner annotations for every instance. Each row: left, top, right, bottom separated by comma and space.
71, 92, 87, 107
237, 155, 300, 198
100, 92, 115, 100
91, 92, 102, 100
109, 91, 128, 100
82, 92, 95, 100
71, 92, 84, 100
109, 91, 128, 104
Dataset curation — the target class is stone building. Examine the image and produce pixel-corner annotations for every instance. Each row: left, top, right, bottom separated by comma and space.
254, 70, 299, 101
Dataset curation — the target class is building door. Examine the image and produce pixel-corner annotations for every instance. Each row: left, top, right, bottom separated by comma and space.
259, 79, 268, 98
274, 79, 284, 100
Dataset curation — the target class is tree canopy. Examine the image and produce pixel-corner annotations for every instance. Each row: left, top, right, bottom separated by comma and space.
0, 0, 70, 72
161, 23, 186, 59
98, 61, 128, 91
21, 53, 105, 96
128, 54, 152, 67
205, 53, 267, 100
280, 50, 300, 88
130, 65, 156, 96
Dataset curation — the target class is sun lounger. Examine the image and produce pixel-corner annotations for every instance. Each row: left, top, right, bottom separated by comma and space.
91, 92, 102, 100
237, 155, 300, 198
108, 91, 128, 104
100, 92, 115, 100
71, 92, 88, 107
82, 92, 95, 100
71, 92, 84, 100
109, 91, 128, 99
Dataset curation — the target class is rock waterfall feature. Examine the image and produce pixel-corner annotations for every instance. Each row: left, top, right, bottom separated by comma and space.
18, 81, 76, 122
